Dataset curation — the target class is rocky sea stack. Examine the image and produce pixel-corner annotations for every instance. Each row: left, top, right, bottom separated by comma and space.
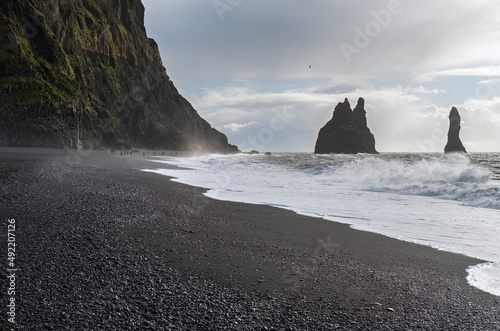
0, 0, 238, 152
314, 97, 377, 154
444, 107, 467, 154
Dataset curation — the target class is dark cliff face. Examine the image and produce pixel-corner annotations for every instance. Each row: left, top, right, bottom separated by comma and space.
314, 97, 377, 154
444, 107, 466, 154
0, 0, 238, 152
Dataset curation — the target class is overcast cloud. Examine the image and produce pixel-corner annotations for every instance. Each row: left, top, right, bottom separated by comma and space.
143, 0, 500, 152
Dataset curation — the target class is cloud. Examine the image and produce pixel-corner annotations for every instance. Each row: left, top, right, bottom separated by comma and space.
191, 81, 459, 152
144, 0, 500, 82
192, 80, 500, 152
415, 66, 500, 83
142, 0, 500, 152
476, 79, 500, 86
222, 121, 260, 132
407, 85, 446, 95
461, 98, 500, 132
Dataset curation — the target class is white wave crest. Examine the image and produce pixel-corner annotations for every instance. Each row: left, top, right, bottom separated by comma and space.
306, 155, 499, 209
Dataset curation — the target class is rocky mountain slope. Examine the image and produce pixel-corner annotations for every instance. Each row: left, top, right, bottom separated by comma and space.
314, 97, 377, 154
0, 0, 238, 152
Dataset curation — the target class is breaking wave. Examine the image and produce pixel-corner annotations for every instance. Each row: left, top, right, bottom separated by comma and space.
304, 154, 499, 210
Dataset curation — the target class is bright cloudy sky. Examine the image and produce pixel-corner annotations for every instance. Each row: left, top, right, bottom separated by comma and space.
142, 0, 500, 152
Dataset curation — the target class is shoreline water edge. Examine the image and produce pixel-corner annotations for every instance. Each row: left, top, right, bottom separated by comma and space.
1, 147, 499, 329
143, 152, 500, 298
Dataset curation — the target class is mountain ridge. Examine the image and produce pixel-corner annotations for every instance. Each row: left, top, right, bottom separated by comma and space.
0, 0, 238, 152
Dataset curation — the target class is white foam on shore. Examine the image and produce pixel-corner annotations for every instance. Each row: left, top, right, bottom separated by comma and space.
467, 263, 500, 297
142, 153, 500, 297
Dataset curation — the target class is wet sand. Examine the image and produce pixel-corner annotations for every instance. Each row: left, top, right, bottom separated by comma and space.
0, 147, 499, 330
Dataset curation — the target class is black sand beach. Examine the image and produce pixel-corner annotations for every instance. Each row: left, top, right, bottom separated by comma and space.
1, 148, 499, 330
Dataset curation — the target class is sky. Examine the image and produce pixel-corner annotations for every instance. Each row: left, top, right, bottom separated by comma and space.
142, 0, 500, 152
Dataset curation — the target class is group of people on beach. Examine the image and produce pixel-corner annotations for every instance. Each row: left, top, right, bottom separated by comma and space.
110, 149, 180, 156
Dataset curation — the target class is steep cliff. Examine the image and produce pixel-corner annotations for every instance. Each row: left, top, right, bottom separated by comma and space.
444, 107, 466, 154
314, 97, 377, 154
0, 0, 238, 152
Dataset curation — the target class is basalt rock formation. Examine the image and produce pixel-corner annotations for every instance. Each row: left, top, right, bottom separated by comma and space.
0, 0, 238, 152
444, 107, 467, 154
314, 97, 377, 154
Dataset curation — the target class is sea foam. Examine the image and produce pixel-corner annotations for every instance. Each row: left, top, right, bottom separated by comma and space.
467, 262, 500, 297
306, 155, 498, 209
143, 153, 500, 297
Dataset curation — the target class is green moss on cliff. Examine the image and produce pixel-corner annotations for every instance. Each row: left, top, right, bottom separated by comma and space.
0, 12, 78, 108
0, 0, 237, 152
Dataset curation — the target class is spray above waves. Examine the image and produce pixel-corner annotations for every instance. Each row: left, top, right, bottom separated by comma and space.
303, 154, 498, 210
152, 152, 499, 210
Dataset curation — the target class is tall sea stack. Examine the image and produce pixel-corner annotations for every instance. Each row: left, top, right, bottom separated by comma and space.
444, 107, 467, 154
0, 0, 238, 152
314, 97, 377, 154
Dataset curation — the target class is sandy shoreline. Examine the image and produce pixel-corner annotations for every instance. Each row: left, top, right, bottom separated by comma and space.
1, 147, 499, 330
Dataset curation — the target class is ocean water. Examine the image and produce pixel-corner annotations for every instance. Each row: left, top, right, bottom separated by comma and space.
142, 153, 500, 297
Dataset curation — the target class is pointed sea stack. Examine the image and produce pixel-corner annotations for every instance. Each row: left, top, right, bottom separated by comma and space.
444, 107, 467, 154
314, 97, 377, 154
